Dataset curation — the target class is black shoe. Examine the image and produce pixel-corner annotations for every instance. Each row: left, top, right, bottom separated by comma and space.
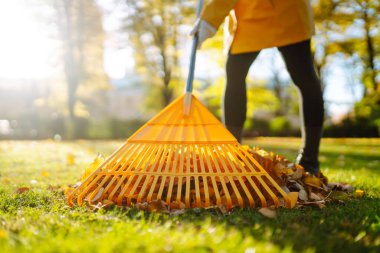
295, 150, 320, 175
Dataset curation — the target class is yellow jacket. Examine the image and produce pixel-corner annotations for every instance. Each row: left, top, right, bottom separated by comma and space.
201, 0, 315, 54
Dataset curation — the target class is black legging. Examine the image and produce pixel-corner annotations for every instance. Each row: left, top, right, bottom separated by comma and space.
224, 39, 324, 132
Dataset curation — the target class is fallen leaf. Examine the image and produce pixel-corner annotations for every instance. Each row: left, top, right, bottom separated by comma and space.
81, 154, 104, 181
288, 192, 299, 208
342, 184, 354, 193
302, 201, 326, 209
303, 176, 322, 188
218, 204, 229, 214
170, 209, 186, 215
0, 177, 11, 184
353, 189, 365, 198
135, 202, 148, 211
170, 201, 186, 210
258, 207, 277, 219
290, 168, 303, 180
0, 230, 7, 239
330, 191, 350, 201
64, 187, 76, 196
274, 163, 286, 177
47, 185, 62, 192
147, 199, 169, 213
100, 199, 115, 208
66, 153, 75, 165
15, 187, 30, 194
299, 189, 308, 201
310, 192, 322, 201
281, 185, 290, 194
90, 187, 105, 202
41, 171, 50, 178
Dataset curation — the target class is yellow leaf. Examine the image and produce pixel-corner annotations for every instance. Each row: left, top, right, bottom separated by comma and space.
64, 187, 76, 196
66, 153, 75, 165
0, 177, 11, 184
353, 189, 365, 198
81, 154, 104, 182
41, 171, 50, 178
303, 176, 322, 188
288, 192, 299, 208
0, 230, 7, 239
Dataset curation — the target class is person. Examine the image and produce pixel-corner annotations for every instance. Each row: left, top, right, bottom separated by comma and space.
191, 0, 324, 175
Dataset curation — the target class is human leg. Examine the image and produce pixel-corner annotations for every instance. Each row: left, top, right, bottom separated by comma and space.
224, 51, 260, 142
278, 40, 324, 174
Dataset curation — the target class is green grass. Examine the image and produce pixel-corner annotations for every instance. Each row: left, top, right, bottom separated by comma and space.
0, 138, 379, 253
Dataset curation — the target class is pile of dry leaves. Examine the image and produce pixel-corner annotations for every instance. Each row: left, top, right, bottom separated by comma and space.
65, 145, 364, 215
246, 146, 364, 210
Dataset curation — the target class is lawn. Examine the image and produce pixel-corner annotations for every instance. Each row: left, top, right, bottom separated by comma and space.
0, 138, 379, 253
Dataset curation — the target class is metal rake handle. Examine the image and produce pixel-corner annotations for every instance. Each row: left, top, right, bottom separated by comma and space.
183, 0, 203, 115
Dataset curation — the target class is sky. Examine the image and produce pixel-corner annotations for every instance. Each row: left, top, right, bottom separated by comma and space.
0, 0, 363, 119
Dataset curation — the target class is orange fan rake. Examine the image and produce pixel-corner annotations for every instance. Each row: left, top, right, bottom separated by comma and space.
68, 94, 291, 209
67, 0, 291, 210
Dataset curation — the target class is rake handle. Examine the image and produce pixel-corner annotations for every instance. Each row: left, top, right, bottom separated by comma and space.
185, 0, 203, 93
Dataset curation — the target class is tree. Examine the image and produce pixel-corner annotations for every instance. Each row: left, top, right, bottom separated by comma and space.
123, 0, 193, 109
32, 0, 108, 137
314, 0, 379, 98
313, 0, 380, 135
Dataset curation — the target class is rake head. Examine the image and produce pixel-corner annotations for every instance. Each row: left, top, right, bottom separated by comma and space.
68, 95, 291, 209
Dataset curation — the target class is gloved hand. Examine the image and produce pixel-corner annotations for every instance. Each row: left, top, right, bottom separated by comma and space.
190, 19, 217, 49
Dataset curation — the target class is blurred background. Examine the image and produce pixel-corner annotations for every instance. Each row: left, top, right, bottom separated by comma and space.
0, 0, 378, 140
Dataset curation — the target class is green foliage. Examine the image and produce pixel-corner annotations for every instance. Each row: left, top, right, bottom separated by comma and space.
325, 93, 380, 137
0, 139, 379, 252
123, 0, 194, 108
313, 0, 379, 96
269, 117, 292, 136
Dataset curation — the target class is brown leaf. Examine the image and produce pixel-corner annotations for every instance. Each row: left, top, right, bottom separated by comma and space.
47, 185, 62, 192
258, 207, 277, 219
274, 163, 286, 177
147, 199, 169, 213
15, 187, 30, 194
309, 192, 322, 201
135, 202, 148, 211
170, 201, 186, 210
290, 168, 303, 180
301, 201, 326, 209
218, 204, 229, 214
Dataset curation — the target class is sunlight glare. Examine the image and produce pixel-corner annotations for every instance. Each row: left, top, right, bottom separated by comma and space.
0, 1, 57, 79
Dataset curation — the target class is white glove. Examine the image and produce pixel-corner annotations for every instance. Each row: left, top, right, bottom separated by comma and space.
190, 19, 217, 49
